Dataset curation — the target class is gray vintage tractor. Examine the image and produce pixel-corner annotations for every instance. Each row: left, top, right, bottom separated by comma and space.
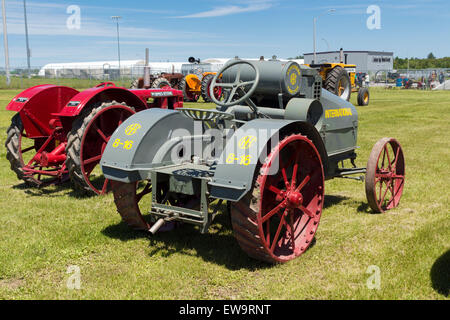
101, 58, 405, 263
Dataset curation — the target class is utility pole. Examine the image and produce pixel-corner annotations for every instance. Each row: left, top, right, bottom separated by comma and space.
23, 0, 31, 78
2, 0, 10, 86
313, 9, 335, 63
111, 16, 121, 79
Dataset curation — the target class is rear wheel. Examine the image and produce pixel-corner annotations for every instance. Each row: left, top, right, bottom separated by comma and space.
357, 87, 370, 106
112, 181, 152, 231
325, 66, 351, 101
65, 101, 135, 195
5, 114, 58, 186
151, 77, 171, 89
230, 134, 325, 263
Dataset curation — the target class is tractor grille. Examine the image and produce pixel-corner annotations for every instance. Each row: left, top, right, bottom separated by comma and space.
314, 81, 321, 99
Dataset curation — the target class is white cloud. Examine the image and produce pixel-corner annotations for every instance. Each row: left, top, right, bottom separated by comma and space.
174, 1, 273, 18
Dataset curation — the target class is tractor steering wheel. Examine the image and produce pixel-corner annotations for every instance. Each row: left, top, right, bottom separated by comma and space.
209, 60, 260, 108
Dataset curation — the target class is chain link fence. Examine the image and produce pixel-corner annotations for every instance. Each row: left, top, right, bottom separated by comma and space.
370, 68, 450, 90
0, 65, 174, 89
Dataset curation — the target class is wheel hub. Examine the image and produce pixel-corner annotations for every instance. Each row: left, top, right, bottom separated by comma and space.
286, 190, 303, 208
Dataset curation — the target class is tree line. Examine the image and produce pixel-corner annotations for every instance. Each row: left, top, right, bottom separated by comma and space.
394, 53, 450, 69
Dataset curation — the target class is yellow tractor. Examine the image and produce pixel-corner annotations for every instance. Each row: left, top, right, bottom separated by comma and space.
306, 51, 369, 106
179, 57, 223, 102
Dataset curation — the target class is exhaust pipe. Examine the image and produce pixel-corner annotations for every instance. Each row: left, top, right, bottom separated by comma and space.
149, 218, 165, 234
144, 48, 151, 88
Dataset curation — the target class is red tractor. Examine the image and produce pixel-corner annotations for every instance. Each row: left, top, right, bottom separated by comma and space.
5, 82, 183, 195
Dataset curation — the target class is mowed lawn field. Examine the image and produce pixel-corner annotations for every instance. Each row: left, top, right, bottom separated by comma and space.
0, 87, 448, 299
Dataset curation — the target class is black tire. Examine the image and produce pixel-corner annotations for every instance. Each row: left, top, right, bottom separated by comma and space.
65, 101, 134, 194
179, 77, 199, 102
324, 66, 351, 101
5, 114, 40, 186
357, 87, 370, 106
151, 77, 171, 89
179, 77, 189, 101
201, 74, 215, 102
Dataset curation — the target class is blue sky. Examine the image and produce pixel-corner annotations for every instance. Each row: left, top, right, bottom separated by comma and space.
1, 0, 449, 67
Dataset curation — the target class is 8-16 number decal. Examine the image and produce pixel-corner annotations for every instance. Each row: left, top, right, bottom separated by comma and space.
112, 138, 133, 150
226, 153, 252, 165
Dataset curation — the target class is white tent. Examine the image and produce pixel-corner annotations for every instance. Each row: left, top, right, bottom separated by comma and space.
38, 60, 186, 79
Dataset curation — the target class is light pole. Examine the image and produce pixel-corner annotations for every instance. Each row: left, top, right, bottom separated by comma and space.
111, 16, 121, 79
23, 0, 31, 78
1, 0, 10, 86
321, 38, 331, 51
313, 9, 335, 63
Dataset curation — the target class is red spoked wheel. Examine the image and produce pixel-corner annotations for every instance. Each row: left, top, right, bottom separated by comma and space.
66, 101, 135, 195
365, 137, 405, 212
231, 134, 325, 263
5, 114, 66, 186
201, 74, 222, 102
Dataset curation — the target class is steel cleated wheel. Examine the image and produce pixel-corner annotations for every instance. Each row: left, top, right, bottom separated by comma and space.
65, 101, 135, 195
365, 138, 405, 213
112, 181, 152, 231
230, 134, 325, 263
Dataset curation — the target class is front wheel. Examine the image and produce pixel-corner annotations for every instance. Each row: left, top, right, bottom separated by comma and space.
230, 134, 325, 263
365, 138, 405, 212
357, 87, 370, 106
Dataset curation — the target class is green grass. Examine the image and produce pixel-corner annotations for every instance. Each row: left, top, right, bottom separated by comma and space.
0, 87, 448, 299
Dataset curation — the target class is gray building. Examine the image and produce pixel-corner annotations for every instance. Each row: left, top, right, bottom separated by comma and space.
304, 50, 394, 74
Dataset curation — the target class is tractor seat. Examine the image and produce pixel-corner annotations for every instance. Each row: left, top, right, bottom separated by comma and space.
178, 108, 234, 122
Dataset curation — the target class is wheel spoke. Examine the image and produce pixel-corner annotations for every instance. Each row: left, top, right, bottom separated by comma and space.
288, 212, 296, 251
92, 122, 109, 143
270, 210, 286, 252
384, 145, 392, 171
101, 178, 109, 194
295, 175, 310, 192
267, 185, 283, 195
300, 205, 314, 218
118, 111, 125, 126
136, 183, 152, 203
83, 154, 102, 166
281, 168, 290, 189
21, 145, 35, 153
261, 201, 286, 223
379, 180, 391, 206
392, 146, 400, 170
291, 161, 299, 187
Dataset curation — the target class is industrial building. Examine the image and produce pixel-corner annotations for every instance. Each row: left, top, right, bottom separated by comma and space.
304, 50, 394, 74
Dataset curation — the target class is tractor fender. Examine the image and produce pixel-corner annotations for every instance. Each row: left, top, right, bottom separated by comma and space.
209, 118, 327, 202
54, 86, 147, 118
101, 109, 194, 183
6, 84, 79, 137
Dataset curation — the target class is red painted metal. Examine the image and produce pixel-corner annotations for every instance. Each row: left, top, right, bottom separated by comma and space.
6, 82, 184, 192
6, 85, 79, 138
79, 104, 135, 194
365, 138, 405, 212
231, 134, 325, 263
